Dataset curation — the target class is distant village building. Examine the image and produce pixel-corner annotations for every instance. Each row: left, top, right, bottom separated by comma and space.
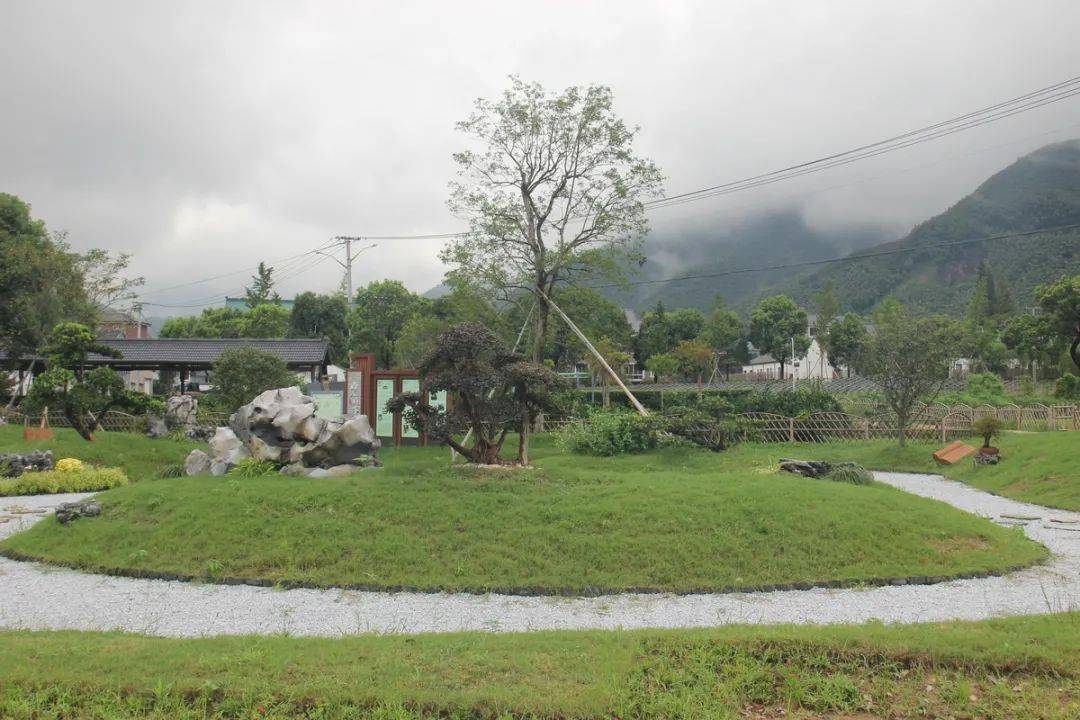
740, 336, 840, 380
95, 309, 154, 392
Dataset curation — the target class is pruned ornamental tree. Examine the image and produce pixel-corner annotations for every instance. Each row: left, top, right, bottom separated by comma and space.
386, 323, 564, 465
1035, 274, 1080, 371
857, 301, 960, 446
443, 77, 664, 363
25, 322, 132, 440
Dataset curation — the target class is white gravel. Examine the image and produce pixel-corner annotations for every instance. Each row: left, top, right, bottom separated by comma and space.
0, 472, 1076, 637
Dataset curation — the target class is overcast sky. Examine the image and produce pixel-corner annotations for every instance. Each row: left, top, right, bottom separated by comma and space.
3, 1, 1079, 314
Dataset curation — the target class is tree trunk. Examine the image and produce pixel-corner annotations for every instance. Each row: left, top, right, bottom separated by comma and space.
518, 408, 529, 465
531, 296, 550, 364
897, 411, 908, 447
601, 378, 610, 408
779, 358, 786, 381
1071, 332, 1079, 371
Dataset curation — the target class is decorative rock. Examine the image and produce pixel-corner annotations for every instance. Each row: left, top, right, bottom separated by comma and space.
145, 416, 169, 438
325, 464, 359, 477
165, 395, 199, 429
210, 461, 230, 476
209, 428, 249, 466
0, 450, 54, 477
778, 459, 832, 478
55, 500, 102, 524
204, 387, 379, 473
306, 468, 331, 478
184, 449, 212, 476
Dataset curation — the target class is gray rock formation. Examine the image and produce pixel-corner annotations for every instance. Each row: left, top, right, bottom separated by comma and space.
55, 500, 102, 524
183, 449, 212, 476
0, 450, 54, 477
185, 387, 380, 476
778, 459, 832, 478
165, 395, 199, 429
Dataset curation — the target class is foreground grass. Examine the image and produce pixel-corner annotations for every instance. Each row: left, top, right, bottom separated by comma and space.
1, 614, 1077, 718
809, 431, 1080, 511
0, 437, 1046, 593
0, 426, 197, 482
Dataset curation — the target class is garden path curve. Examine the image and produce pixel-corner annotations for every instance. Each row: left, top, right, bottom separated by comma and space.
0, 473, 1077, 637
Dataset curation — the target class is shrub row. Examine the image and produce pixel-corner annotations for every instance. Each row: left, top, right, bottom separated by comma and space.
0, 467, 129, 496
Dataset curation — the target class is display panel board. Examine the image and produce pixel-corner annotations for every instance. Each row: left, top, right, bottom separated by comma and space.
400, 378, 420, 438
375, 379, 395, 438
310, 391, 344, 421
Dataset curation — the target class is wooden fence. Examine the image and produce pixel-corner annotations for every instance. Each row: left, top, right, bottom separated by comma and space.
0, 409, 144, 434
844, 402, 1079, 431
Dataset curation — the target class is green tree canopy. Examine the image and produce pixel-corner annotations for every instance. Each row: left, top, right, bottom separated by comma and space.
289, 292, 350, 366
347, 280, 424, 369
823, 313, 866, 377
0, 193, 93, 360
244, 261, 280, 308
442, 77, 663, 362
1034, 274, 1080, 370
748, 295, 810, 379
211, 346, 298, 411
634, 303, 705, 364
857, 301, 961, 446
698, 295, 747, 376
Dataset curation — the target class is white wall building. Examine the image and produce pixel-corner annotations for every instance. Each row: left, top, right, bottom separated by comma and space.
740, 337, 841, 380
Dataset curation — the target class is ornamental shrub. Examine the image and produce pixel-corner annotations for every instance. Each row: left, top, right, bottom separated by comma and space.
827, 463, 873, 486
558, 412, 663, 456
228, 458, 278, 478
0, 467, 128, 496
1056, 373, 1080, 400
55, 458, 85, 472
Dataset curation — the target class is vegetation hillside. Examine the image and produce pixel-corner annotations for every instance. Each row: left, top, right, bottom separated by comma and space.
783, 139, 1080, 314
620, 140, 1080, 315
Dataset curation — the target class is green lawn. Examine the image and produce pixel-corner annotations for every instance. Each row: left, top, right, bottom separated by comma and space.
1, 614, 1077, 719
0, 426, 199, 486
809, 431, 1080, 511
0, 436, 1046, 594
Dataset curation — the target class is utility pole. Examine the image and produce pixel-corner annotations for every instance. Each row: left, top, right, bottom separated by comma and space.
318, 237, 376, 301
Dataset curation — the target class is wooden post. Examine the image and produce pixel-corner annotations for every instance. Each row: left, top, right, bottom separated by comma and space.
940, 419, 946, 444
788, 416, 795, 443
538, 288, 648, 417
1016, 407, 1022, 430
862, 419, 869, 440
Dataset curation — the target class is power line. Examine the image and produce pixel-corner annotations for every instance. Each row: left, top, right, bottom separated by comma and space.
585, 223, 1080, 290
331, 73, 1080, 239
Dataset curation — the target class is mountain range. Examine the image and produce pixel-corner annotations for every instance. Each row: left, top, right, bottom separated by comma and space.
618, 139, 1080, 316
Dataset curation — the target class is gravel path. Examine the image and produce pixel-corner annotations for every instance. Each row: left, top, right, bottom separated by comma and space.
0, 472, 1077, 637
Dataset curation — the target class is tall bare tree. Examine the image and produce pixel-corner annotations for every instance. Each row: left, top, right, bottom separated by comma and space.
442, 77, 663, 362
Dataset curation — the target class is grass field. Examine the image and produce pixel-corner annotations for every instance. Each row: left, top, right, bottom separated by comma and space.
810, 431, 1080, 511
0, 435, 1047, 594
0, 426, 199, 484
1, 614, 1077, 719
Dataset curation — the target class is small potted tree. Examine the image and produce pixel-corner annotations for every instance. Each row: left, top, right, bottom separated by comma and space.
971, 416, 1004, 458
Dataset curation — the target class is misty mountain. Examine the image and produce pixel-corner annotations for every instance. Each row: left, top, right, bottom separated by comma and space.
776, 139, 1080, 315
620, 140, 1080, 316
610, 210, 887, 312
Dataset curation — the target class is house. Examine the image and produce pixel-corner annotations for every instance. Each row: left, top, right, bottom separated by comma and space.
741, 337, 840, 380
96, 309, 154, 391
96, 309, 152, 340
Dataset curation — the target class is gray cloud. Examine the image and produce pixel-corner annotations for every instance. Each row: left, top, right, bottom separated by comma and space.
2, 1, 1079, 312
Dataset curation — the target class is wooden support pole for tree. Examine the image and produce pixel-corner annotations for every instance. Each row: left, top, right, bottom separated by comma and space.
537, 288, 649, 417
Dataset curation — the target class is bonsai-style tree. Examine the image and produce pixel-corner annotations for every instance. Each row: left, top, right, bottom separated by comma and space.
26, 322, 132, 440
386, 323, 564, 465
971, 416, 1004, 450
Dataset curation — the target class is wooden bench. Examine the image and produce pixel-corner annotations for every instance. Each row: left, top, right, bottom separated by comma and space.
933, 440, 976, 465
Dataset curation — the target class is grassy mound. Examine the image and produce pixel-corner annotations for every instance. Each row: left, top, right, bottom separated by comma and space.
0, 426, 199, 483
1, 614, 1077, 718
812, 431, 1080, 511
0, 439, 1045, 594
